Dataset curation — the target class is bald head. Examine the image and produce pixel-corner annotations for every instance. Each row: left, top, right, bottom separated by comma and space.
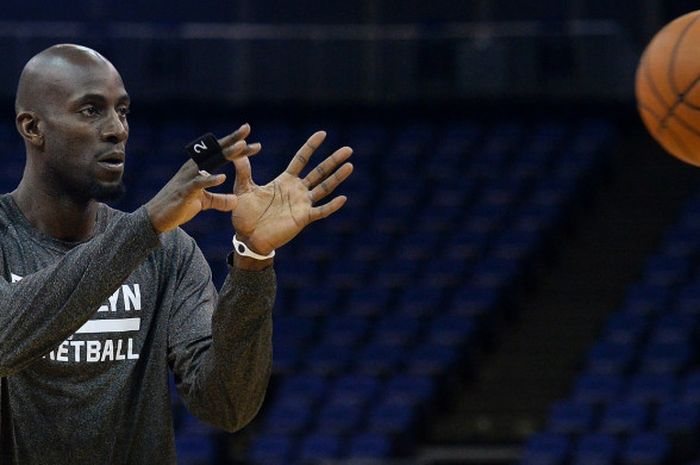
15, 44, 119, 115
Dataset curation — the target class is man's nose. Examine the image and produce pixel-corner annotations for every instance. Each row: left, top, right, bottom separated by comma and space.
101, 110, 128, 143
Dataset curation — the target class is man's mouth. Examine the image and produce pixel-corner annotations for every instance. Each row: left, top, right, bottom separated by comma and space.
97, 151, 125, 170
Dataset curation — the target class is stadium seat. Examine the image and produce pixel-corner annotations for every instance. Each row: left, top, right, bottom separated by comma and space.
175, 434, 216, 465
598, 401, 648, 435
316, 402, 364, 433
573, 373, 623, 405
625, 373, 677, 404
519, 432, 570, 465
547, 400, 595, 435
571, 433, 618, 465
367, 403, 416, 435
619, 433, 669, 465
298, 433, 343, 463
655, 401, 700, 434
586, 341, 636, 375
347, 433, 392, 460
247, 434, 292, 465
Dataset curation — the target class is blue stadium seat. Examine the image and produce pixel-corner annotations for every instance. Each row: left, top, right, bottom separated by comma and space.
371, 314, 421, 346
395, 286, 445, 317
277, 374, 329, 404
273, 315, 316, 349
427, 313, 476, 347
655, 401, 700, 434
294, 286, 338, 317
491, 228, 543, 262
601, 311, 648, 345
431, 181, 472, 208
325, 257, 370, 290
621, 283, 671, 316
298, 433, 343, 463
354, 343, 405, 376
305, 344, 353, 375
586, 341, 636, 375
367, 403, 416, 435
571, 433, 618, 465
319, 315, 368, 347
383, 375, 436, 406
375, 259, 421, 289
620, 433, 669, 465
262, 402, 312, 435
345, 285, 392, 318
649, 313, 695, 344
547, 400, 595, 435
639, 341, 691, 374
642, 254, 691, 287
573, 373, 623, 405
175, 434, 216, 465
347, 433, 392, 460
675, 282, 700, 316
420, 258, 468, 289
247, 434, 291, 465
272, 344, 302, 375
406, 344, 458, 376
445, 229, 489, 262
626, 374, 676, 405
470, 257, 520, 288
330, 375, 380, 406
316, 402, 363, 434
519, 432, 570, 465
681, 370, 700, 403
449, 284, 502, 318
598, 401, 648, 435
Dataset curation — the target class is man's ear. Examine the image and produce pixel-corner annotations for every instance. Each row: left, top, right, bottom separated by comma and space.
16, 111, 43, 147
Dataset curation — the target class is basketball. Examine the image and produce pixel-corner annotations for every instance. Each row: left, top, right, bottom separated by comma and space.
636, 10, 700, 167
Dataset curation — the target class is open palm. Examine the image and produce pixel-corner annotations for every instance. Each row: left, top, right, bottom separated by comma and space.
231, 131, 353, 255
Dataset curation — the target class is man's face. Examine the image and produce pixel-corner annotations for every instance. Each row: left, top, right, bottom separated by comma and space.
39, 60, 130, 202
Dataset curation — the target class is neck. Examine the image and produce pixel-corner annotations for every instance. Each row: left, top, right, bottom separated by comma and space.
12, 175, 99, 243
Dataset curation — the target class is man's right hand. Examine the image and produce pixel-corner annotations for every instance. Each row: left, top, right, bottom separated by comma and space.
145, 123, 261, 234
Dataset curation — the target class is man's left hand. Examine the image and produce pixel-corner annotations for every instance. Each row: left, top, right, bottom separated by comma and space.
230, 131, 353, 255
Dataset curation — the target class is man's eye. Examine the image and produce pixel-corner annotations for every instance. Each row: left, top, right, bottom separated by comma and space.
118, 107, 130, 117
80, 106, 99, 117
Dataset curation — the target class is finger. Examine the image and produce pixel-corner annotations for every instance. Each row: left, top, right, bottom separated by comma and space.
222, 140, 262, 162
308, 195, 347, 223
202, 191, 238, 212
303, 146, 353, 188
309, 162, 353, 203
233, 157, 254, 192
217, 123, 251, 149
192, 173, 227, 190
285, 131, 326, 176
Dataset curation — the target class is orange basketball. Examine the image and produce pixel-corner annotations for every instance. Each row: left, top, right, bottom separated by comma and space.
636, 10, 700, 167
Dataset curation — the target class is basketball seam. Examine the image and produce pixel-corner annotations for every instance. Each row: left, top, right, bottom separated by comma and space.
644, 52, 672, 110
668, 13, 700, 96
658, 13, 700, 135
638, 102, 663, 122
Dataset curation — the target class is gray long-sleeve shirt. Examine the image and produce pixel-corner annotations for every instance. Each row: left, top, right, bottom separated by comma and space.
0, 194, 275, 464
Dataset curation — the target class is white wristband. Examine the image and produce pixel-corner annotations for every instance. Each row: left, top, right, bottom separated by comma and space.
232, 235, 275, 260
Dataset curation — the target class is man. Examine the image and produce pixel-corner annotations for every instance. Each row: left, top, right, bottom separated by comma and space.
0, 44, 353, 464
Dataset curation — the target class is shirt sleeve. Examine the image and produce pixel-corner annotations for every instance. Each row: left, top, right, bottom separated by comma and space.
166, 235, 275, 432
0, 206, 161, 376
